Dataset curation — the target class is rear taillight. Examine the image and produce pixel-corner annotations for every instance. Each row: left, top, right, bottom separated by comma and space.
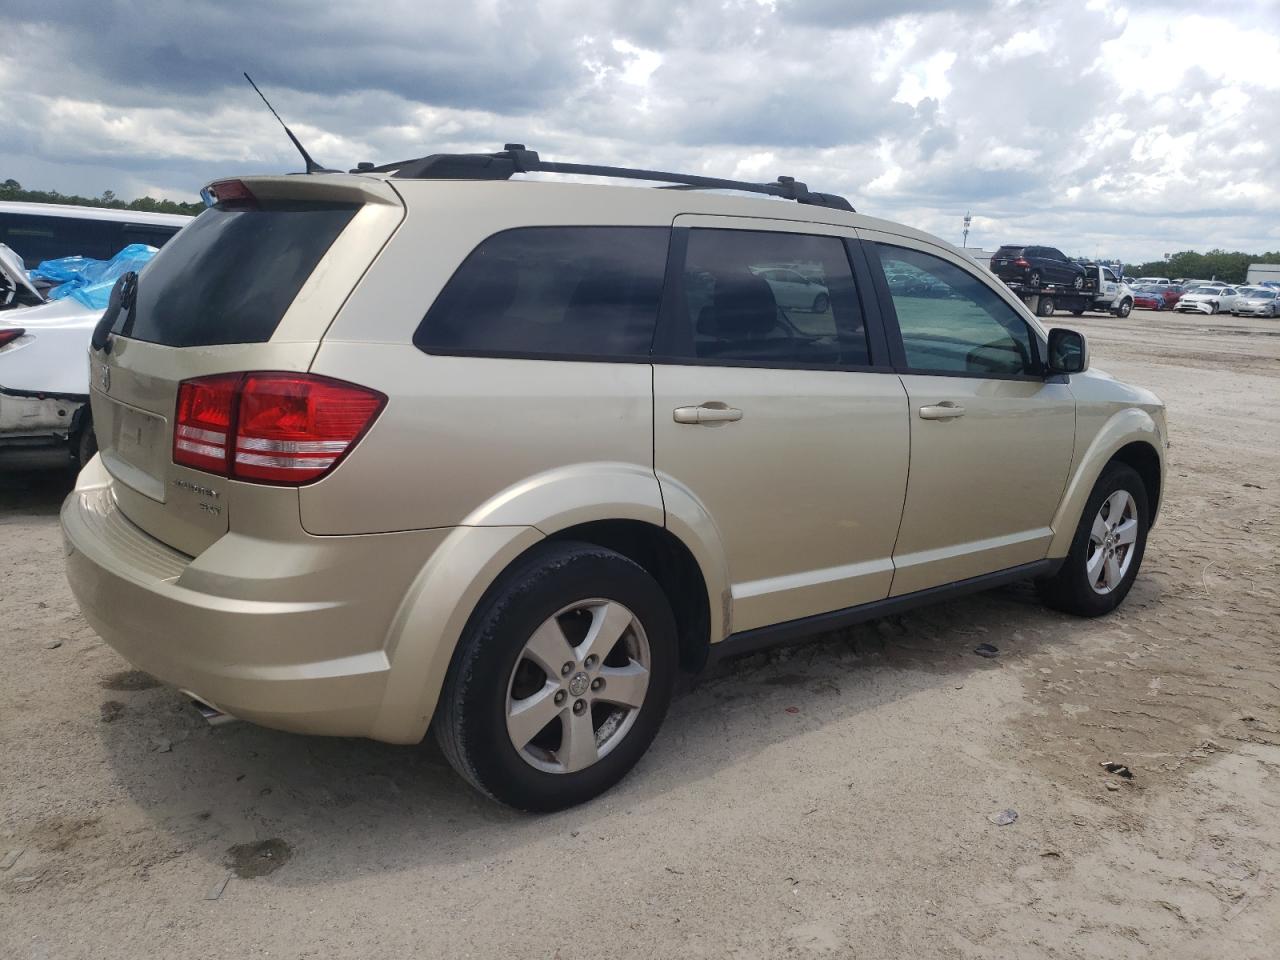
0, 328, 25, 348
1014, 258, 1030, 268
173, 373, 385, 485
173, 373, 239, 475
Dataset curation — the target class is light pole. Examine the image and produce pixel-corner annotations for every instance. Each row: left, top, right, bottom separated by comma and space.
962, 211, 972, 249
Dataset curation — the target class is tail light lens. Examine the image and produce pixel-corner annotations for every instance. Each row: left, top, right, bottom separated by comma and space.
0, 328, 26, 348
173, 373, 385, 485
1014, 258, 1030, 268
173, 373, 239, 475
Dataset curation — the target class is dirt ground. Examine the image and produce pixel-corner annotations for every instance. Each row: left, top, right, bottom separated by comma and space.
2, 308, 1278, 959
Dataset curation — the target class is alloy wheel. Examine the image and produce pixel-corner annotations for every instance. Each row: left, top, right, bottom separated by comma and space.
1086, 490, 1138, 595
505, 599, 651, 774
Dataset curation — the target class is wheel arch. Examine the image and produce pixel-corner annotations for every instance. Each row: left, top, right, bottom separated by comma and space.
371, 462, 728, 743
545, 519, 712, 674
1048, 410, 1165, 557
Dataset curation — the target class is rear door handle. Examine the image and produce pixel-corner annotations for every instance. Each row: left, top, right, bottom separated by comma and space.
918, 401, 966, 420
674, 403, 744, 425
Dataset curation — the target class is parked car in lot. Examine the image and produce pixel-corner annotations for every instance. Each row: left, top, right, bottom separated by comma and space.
0, 201, 188, 268
1174, 285, 1239, 314
1135, 277, 1173, 287
991, 245, 1088, 289
61, 149, 1167, 810
749, 265, 830, 313
1131, 283, 1182, 311
1232, 287, 1279, 317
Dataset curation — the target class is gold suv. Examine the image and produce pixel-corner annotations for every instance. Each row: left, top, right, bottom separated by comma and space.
62, 147, 1167, 810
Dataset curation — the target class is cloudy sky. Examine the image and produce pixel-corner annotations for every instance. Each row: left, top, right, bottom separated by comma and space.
2, 0, 1278, 261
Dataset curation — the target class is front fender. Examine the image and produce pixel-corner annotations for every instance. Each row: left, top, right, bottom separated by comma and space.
1048, 407, 1164, 557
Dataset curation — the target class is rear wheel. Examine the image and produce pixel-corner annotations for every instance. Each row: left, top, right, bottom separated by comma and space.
1037, 462, 1149, 617
434, 541, 678, 811
73, 417, 97, 468
1070, 308, 1085, 317
1037, 296, 1055, 317
1028, 270, 1041, 288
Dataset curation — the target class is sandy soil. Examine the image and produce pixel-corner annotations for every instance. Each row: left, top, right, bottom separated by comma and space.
2, 308, 1278, 959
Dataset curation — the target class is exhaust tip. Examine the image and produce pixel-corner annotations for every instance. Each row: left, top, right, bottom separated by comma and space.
184, 693, 237, 726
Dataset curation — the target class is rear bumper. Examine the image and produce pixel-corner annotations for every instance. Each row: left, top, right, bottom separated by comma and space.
61, 457, 452, 741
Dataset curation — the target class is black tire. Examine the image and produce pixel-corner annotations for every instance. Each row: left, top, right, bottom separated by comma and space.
811, 292, 830, 314
1114, 298, 1132, 318
1070, 308, 1085, 317
1028, 270, 1041, 288
1210, 302, 1218, 315
1072, 274, 1085, 290
1037, 296, 1055, 317
1036, 462, 1149, 617
434, 541, 678, 811
73, 419, 97, 467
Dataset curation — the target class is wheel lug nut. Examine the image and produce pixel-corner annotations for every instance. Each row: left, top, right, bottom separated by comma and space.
554, 690, 566, 705
573, 699, 587, 715
591, 677, 603, 691
584, 655, 598, 669
561, 662, 574, 676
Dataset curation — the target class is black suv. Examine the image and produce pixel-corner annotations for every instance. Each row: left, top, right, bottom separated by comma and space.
991, 245, 1087, 290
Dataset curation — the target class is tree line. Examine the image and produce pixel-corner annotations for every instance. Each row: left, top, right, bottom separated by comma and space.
1, 179, 204, 216
1125, 249, 1280, 286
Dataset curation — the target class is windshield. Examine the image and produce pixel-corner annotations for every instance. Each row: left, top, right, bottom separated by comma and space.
1246, 289, 1275, 299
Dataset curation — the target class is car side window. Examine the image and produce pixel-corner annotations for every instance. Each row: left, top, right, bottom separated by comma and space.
669, 228, 870, 367
1103, 268, 1118, 282
415, 227, 669, 359
876, 244, 1041, 378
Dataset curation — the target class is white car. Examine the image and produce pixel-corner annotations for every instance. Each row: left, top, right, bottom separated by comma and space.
0, 248, 103, 467
1233, 287, 1279, 317
749, 266, 832, 313
1174, 285, 1239, 315
1135, 276, 1172, 286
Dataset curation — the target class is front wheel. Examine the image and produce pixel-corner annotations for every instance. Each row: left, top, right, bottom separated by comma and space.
1114, 298, 1132, 318
811, 292, 830, 314
1036, 462, 1149, 617
1210, 302, 1219, 315
434, 541, 677, 811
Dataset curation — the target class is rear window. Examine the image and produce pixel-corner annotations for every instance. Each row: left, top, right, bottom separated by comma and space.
994, 246, 1024, 257
120, 201, 358, 347
415, 227, 669, 359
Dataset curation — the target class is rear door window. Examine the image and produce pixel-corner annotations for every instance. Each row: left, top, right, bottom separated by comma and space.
120, 201, 359, 347
415, 227, 670, 359
664, 228, 869, 367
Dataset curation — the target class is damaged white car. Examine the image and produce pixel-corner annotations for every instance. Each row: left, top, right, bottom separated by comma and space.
1173, 284, 1240, 315
1, 245, 103, 467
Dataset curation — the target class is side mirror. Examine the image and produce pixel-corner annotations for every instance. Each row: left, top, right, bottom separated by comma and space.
1047, 327, 1089, 375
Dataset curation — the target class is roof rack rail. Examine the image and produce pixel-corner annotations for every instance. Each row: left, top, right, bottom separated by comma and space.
354, 145, 854, 212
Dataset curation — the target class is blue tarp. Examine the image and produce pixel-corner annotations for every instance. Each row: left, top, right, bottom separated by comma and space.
28, 244, 158, 310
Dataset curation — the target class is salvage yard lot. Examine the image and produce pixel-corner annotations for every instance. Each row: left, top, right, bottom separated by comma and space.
1, 308, 1277, 959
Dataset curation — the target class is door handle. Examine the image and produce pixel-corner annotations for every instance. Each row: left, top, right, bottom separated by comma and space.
673, 403, 744, 425
918, 401, 966, 420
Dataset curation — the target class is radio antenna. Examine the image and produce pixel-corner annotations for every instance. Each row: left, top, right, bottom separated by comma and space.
243, 72, 334, 174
